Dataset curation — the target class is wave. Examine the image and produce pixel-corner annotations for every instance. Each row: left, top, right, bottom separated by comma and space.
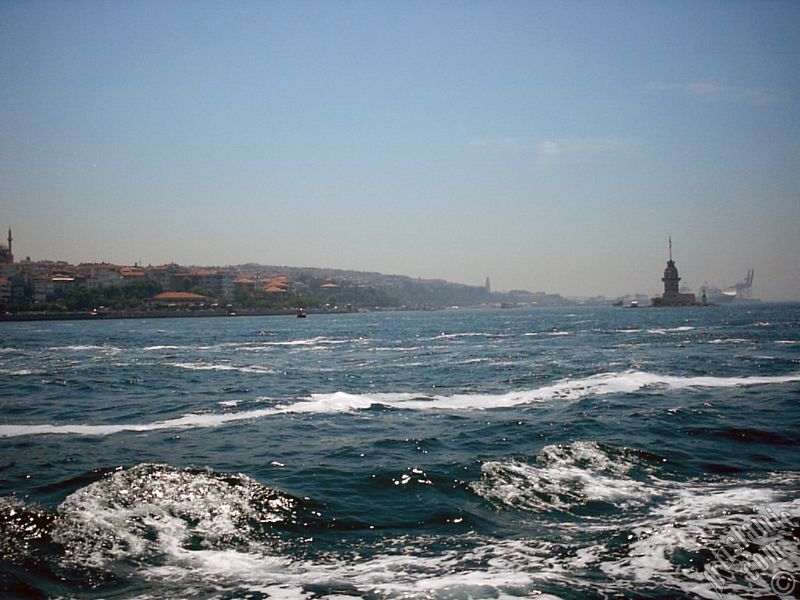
142, 345, 185, 351
647, 326, 695, 334
260, 336, 353, 347
137, 538, 549, 599
434, 332, 507, 340
0, 368, 41, 376
169, 362, 276, 374
0, 408, 281, 437
472, 441, 656, 512
3, 456, 797, 599
47, 344, 120, 352
2, 370, 799, 438
472, 441, 800, 596
596, 476, 800, 596
523, 330, 572, 337
49, 464, 314, 569
0, 464, 558, 598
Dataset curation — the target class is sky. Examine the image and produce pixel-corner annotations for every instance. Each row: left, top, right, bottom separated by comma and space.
1, 1, 799, 300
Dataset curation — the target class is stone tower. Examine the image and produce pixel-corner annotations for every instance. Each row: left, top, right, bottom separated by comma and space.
661, 236, 680, 297
651, 236, 698, 307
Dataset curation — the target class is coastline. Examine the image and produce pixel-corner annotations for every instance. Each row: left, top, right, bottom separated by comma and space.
0, 307, 321, 322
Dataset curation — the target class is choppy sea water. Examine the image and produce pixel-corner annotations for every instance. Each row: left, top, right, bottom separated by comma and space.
1, 305, 798, 599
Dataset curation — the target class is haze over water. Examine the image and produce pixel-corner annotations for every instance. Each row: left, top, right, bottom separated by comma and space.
2, 2, 800, 299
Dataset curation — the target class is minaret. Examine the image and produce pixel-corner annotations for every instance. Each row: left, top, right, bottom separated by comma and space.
7, 228, 11, 261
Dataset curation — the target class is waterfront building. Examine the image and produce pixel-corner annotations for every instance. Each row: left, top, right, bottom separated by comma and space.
0, 276, 10, 306
76, 263, 125, 289
151, 291, 208, 307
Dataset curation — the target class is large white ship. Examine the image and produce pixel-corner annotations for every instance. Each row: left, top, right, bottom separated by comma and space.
702, 269, 760, 304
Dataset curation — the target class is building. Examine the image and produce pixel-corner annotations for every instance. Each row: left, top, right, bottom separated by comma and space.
233, 277, 257, 292
0, 228, 13, 264
151, 291, 208, 307
193, 269, 234, 298
0, 276, 10, 307
651, 238, 701, 307
32, 274, 83, 303
76, 263, 125, 289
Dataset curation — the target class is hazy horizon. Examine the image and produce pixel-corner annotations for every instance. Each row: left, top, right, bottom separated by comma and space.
2, 2, 799, 300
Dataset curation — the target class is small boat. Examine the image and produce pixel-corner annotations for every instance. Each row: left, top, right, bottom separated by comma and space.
625, 300, 639, 308
296, 309, 307, 318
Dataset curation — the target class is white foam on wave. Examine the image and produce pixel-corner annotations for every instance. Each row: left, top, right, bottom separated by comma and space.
472, 441, 655, 512
48, 344, 119, 352
141, 534, 556, 599
261, 336, 352, 347
0, 408, 281, 437
142, 345, 185, 351
434, 332, 506, 340
473, 442, 800, 598
25, 456, 800, 599
647, 326, 695, 334
3, 370, 799, 437
169, 362, 276, 374
299, 370, 800, 414
595, 476, 800, 595
0, 368, 39, 376
52, 464, 297, 570
48, 463, 561, 598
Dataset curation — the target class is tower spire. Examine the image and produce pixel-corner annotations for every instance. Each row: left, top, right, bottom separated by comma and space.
669, 236, 672, 262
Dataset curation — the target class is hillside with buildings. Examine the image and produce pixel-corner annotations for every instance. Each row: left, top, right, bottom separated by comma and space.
0, 230, 569, 317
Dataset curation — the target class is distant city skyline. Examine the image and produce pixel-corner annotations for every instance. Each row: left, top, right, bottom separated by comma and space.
2, 2, 799, 300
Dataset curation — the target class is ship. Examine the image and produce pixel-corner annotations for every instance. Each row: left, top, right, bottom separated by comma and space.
702, 270, 760, 304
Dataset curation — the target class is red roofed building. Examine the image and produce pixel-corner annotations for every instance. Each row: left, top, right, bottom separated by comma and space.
151, 291, 208, 307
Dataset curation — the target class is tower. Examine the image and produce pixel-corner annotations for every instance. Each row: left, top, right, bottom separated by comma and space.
661, 236, 680, 297
0, 226, 12, 264
652, 236, 698, 306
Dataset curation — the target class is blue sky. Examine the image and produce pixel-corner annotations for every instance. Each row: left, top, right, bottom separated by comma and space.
1, 1, 799, 299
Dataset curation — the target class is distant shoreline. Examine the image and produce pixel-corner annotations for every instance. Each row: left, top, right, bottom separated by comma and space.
1, 301, 791, 323
0, 308, 320, 322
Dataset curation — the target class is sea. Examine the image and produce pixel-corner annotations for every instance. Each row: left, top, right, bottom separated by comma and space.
1, 304, 798, 600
